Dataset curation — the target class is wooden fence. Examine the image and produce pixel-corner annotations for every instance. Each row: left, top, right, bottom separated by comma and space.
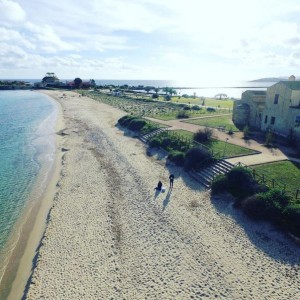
236, 162, 300, 200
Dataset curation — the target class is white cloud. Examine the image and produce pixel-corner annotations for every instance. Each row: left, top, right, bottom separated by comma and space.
2, 0, 300, 80
25, 22, 75, 52
0, 27, 35, 49
0, 0, 26, 24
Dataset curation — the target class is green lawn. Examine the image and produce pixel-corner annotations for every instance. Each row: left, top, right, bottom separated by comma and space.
252, 161, 300, 197
169, 130, 257, 158
184, 115, 240, 132
169, 96, 234, 109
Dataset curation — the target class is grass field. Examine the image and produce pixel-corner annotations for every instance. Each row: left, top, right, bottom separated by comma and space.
184, 114, 240, 132
168, 96, 234, 109
170, 130, 257, 158
252, 161, 300, 198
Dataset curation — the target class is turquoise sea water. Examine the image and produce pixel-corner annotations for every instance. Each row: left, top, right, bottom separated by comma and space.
0, 91, 57, 277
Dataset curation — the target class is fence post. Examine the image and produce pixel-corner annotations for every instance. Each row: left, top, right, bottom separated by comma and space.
296, 189, 299, 200
262, 174, 265, 183
253, 169, 256, 179
272, 179, 275, 188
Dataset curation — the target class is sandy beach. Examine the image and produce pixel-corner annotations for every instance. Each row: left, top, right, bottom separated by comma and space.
13, 90, 300, 299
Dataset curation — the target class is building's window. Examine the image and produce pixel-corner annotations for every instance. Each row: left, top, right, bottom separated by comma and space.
274, 94, 279, 104
271, 116, 275, 125
295, 116, 300, 128
264, 115, 268, 124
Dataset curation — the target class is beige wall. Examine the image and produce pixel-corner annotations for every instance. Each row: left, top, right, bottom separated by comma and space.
261, 83, 300, 140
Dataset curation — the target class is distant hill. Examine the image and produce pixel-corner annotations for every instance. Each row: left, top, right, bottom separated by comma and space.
250, 77, 289, 82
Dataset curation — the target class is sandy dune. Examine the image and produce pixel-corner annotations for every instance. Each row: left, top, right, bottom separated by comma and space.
25, 91, 300, 300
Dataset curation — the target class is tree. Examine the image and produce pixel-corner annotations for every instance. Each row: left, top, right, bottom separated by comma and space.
145, 86, 152, 93
74, 78, 82, 88
215, 93, 228, 100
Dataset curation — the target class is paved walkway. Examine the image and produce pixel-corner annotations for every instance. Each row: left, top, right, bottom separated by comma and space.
145, 116, 299, 166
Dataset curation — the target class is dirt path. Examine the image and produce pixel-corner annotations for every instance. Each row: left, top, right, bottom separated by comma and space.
145, 116, 295, 166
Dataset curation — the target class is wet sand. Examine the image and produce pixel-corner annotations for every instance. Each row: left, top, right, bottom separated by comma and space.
18, 90, 300, 299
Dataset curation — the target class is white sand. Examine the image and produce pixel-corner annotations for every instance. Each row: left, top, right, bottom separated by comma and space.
25, 91, 300, 299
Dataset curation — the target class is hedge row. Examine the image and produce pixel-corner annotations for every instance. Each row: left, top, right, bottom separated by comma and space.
118, 115, 214, 169
118, 115, 160, 134
211, 167, 300, 238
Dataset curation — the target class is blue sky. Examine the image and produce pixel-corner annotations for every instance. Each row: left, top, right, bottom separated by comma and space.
1, 0, 300, 83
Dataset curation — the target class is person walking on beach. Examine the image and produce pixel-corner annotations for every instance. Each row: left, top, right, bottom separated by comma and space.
155, 180, 163, 191
169, 174, 174, 188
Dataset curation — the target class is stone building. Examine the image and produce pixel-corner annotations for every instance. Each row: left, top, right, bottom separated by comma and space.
233, 76, 300, 141
232, 90, 266, 129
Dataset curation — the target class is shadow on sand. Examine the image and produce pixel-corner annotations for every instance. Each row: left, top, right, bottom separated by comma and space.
147, 147, 206, 192
211, 193, 300, 265
162, 188, 172, 210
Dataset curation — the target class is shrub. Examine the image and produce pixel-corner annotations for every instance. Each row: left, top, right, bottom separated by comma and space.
241, 195, 268, 220
191, 105, 201, 111
243, 125, 250, 139
128, 119, 146, 131
193, 128, 212, 143
242, 189, 290, 223
161, 137, 172, 149
148, 137, 161, 148
177, 111, 190, 119
211, 174, 228, 194
265, 130, 274, 146
206, 107, 216, 112
226, 167, 257, 200
118, 115, 135, 126
168, 150, 185, 166
284, 204, 300, 237
184, 147, 213, 170
227, 126, 234, 135
183, 106, 191, 110
140, 123, 159, 134
152, 93, 159, 99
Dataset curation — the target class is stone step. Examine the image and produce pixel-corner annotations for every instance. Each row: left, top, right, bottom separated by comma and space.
140, 128, 167, 143
190, 159, 235, 188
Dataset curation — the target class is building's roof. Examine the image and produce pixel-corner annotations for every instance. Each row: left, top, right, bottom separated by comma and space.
243, 90, 267, 95
280, 81, 300, 90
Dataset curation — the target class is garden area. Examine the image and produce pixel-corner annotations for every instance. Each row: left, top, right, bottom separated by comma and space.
184, 114, 240, 132
117, 116, 257, 168
211, 166, 300, 238
168, 130, 256, 158
81, 90, 232, 121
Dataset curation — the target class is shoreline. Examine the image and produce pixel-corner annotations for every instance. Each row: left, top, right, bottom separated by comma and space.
0, 93, 64, 300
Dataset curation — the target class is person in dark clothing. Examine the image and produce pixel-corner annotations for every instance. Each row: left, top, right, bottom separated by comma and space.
169, 174, 174, 188
155, 180, 163, 191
